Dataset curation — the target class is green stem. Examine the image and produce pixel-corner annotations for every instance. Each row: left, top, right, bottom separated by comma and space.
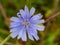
0, 34, 11, 45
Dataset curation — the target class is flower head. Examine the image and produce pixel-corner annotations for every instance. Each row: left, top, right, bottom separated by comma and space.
10, 5, 45, 41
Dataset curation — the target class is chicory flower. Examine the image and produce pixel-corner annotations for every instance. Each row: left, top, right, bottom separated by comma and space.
10, 5, 45, 41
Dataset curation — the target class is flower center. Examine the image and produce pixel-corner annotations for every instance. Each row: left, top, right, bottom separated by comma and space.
23, 21, 29, 26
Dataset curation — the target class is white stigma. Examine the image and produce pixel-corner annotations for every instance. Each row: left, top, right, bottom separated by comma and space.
23, 21, 29, 26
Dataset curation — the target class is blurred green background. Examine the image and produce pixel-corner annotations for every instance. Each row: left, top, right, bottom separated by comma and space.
0, 0, 60, 45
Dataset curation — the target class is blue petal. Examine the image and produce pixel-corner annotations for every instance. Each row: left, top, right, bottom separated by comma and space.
30, 19, 45, 24
18, 28, 27, 41
22, 30, 27, 41
10, 27, 22, 32
10, 22, 21, 26
10, 28, 17, 32
17, 29, 23, 39
10, 17, 20, 22
30, 7, 35, 16
33, 34, 39, 40
31, 13, 42, 20
35, 25, 45, 31
10, 22, 23, 28
24, 5, 30, 19
10, 31, 18, 38
37, 19, 45, 23
20, 9, 26, 19
29, 24, 37, 34
17, 13, 23, 21
26, 24, 37, 40
29, 24, 45, 31
27, 24, 39, 40
28, 29, 39, 40
27, 31, 34, 41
